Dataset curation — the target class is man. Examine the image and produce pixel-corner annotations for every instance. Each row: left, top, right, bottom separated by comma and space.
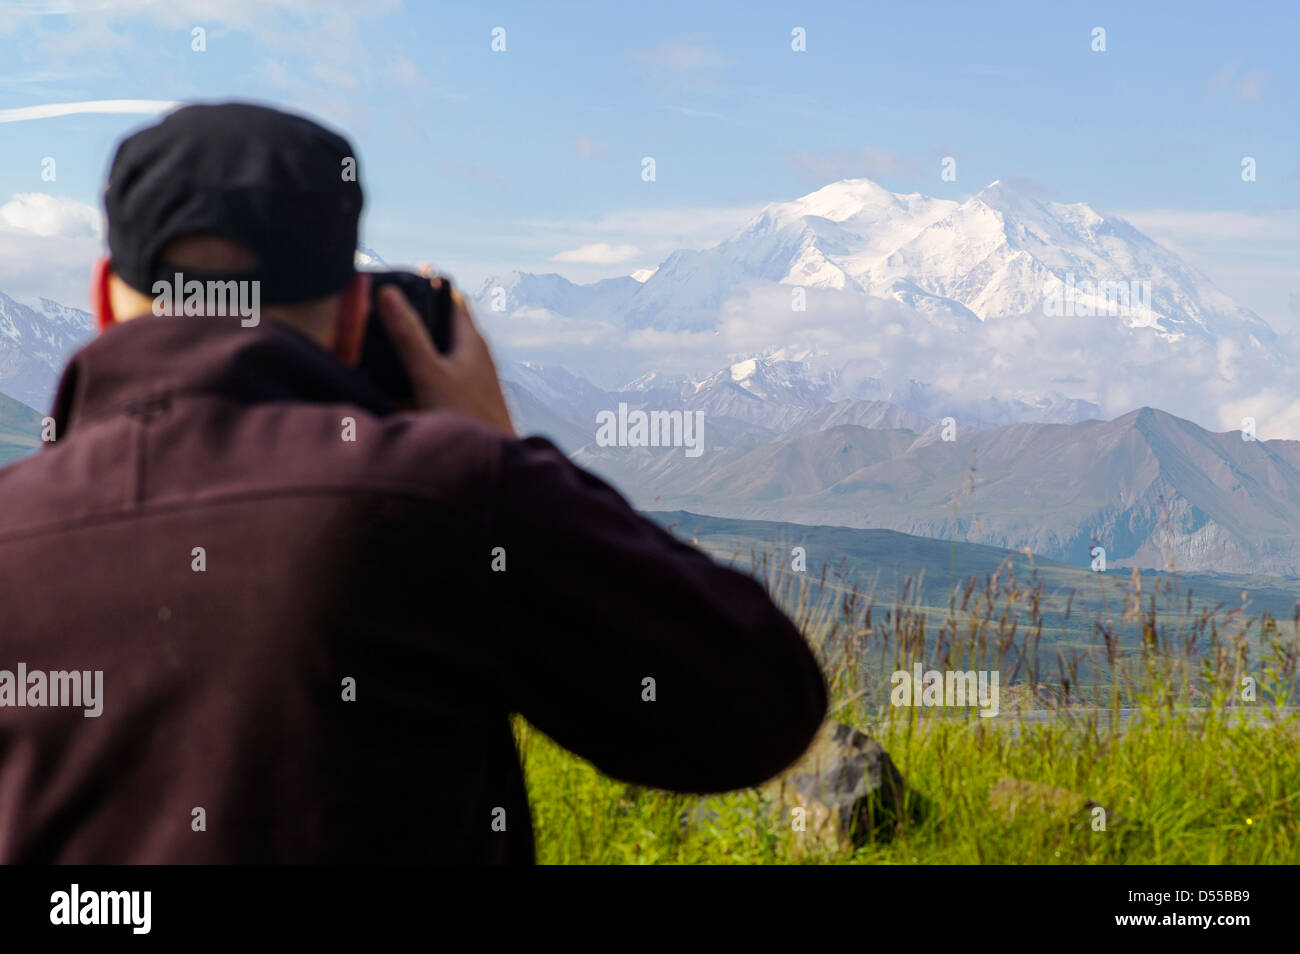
0, 102, 826, 863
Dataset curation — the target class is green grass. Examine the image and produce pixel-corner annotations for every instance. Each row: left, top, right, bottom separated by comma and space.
0, 389, 44, 465
518, 542, 1300, 864
644, 510, 1300, 653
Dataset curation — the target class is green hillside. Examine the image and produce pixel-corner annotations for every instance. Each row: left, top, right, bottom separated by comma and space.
0, 390, 43, 465
523, 510, 1300, 866
647, 509, 1300, 666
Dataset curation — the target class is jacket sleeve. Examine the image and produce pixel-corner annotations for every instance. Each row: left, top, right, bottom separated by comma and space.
487, 435, 827, 793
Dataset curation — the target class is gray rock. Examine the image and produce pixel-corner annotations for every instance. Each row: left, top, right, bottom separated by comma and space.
763, 720, 912, 851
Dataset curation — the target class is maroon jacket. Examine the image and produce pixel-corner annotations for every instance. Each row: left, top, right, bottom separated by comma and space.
0, 315, 826, 863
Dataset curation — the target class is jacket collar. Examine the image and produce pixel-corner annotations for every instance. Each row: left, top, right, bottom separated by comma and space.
49, 314, 395, 437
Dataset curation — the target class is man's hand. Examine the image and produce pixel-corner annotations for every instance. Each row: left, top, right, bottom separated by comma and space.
376, 278, 515, 437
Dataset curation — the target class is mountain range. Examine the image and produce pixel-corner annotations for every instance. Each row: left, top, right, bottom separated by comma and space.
0, 291, 94, 410
649, 510, 1300, 649
476, 177, 1276, 348
491, 356, 1300, 577
2, 176, 1294, 578
0, 388, 43, 465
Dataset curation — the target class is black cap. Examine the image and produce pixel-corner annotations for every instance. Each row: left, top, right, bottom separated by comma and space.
104, 102, 363, 305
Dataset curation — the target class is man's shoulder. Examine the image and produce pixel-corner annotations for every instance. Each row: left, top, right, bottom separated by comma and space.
207, 397, 514, 504
0, 401, 515, 542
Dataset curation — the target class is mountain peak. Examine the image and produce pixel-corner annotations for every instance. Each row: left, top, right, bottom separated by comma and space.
970, 179, 1104, 226
972, 178, 1041, 209
791, 177, 899, 219
747, 177, 904, 232
472, 173, 1271, 356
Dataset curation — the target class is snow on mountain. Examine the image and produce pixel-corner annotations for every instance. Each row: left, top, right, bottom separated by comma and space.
476, 176, 1274, 349
619, 407, 1300, 577
738, 177, 957, 286
354, 246, 390, 268
615, 352, 1096, 434
787, 399, 933, 436
500, 360, 610, 416
475, 270, 640, 319
498, 343, 1102, 459
703, 354, 835, 406
671, 357, 836, 435
0, 291, 94, 410
866, 180, 1274, 344
4, 178, 1280, 457
622, 369, 688, 393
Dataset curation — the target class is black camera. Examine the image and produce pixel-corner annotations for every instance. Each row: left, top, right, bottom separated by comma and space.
357, 270, 454, 403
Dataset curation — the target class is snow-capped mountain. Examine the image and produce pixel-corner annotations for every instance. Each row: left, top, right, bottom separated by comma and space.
354, 246, 390, 268
863, 180, 1274, 345
0, 292, 94, 411
476, 176, 1274, 347
474, 271, 641, 320
576, 405, 1300, 577
500, 360, 611, 418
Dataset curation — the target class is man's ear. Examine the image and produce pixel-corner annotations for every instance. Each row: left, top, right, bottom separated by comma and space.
333, 271, 371, 366
91, 258, 116, 332
95, 261, 373, 356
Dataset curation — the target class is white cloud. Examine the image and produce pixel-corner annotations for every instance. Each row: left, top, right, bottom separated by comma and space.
491, 203, 761, 287
0, 193, 102, 238
1206, 62, 1268, 102
482, 279, 1300, 438
1116, 208, 1300, 330
10, 1, 159, 14
0, 99, 178, 123
1236, 72, 1266, 101
672, 106, 729, 121
552, 243, 640, 265
14, 0, 411, 117
631, 39, 734, 73
1117, 209, 1300, 242
481, 308, 619, 352
0, 203, 101, 310
18, 0, 397, 35
518, 203, 761, 256
630, 38, 734, 97
575, 137, 610, 160
310, 63, 358, 90
0, 194, 104, 310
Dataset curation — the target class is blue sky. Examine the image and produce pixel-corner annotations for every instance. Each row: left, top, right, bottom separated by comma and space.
0, 0, 1296, 325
